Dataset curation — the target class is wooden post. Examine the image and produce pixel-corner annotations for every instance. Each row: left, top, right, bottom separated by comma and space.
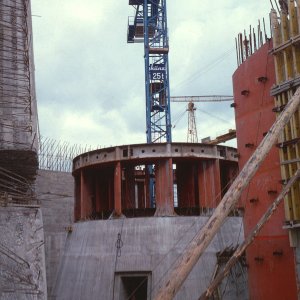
271, 8, 284, 84
199, 168, 300, 300
114, 161, 122, 217
297, 0, 300, 34
153, 87, 300, 300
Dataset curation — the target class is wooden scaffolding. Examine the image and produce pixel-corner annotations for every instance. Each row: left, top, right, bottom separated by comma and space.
271, 1, 300, 241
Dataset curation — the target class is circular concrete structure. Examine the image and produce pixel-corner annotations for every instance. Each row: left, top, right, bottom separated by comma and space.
73, 143, 238, 220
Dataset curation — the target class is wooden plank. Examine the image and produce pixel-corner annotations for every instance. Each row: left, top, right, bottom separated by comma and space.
283, 92, 297, 220
281, 11, 294, 80
288, 0, 300, 76
281, 158, 300, 165
289, 0, 298, 36
272, 3, 300, 222
288, 88, 300, 219
207, 130, 236, 145
293, 44, 300, 76
271, 35, 300, 54
276, 93, 293, 220
297, 0, 300, 33
271, 9, 285, 84
284, 91, 299, 220
153, 87, 300, 300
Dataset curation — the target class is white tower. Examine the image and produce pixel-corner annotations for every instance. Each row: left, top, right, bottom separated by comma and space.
187, 101, 198, 143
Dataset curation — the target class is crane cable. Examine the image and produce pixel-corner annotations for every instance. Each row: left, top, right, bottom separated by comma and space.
173, 48, 234, 91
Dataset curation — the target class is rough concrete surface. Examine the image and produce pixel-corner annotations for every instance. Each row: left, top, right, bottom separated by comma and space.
52, 216, 247, 300
35, 170, 74, 297
0, 0, 38, 152
0, 206, 47, 300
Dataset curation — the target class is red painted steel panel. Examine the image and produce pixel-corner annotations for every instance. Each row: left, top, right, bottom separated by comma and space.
233, 41, 297, 299
155, 158, 175, 216
176, 162, 198, 207
198, 160, 221, 208
122, 166, 135, 209
219, 160, 238, 197
246, 237, 297, 300
114, 162, 122, 216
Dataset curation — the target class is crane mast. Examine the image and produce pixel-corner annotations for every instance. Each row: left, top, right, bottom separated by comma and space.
128, 0, 172, 143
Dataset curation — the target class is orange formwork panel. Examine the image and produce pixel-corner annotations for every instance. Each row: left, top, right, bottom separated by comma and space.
233, 41, 297, 299
176, 162, 199, 208
155, 158, 175, 216
198, 159, 222, 208
114, 162, 122, 217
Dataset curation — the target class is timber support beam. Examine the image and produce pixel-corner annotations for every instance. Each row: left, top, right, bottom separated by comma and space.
153, 87, 300, 300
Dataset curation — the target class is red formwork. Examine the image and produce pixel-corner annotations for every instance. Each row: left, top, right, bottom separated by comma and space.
198, 160, 222, 208
72, 143, 238, 220
233, 41, 297, 300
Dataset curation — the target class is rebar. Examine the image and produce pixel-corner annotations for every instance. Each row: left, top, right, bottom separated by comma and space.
0, 165, 36, 205
38, 136, 99, 173
236, 18, 270, 66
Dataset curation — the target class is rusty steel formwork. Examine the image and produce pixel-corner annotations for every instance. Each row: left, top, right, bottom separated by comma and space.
72, 143, 239, 221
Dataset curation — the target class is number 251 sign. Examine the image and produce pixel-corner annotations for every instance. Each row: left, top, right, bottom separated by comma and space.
150, 64, 166, 81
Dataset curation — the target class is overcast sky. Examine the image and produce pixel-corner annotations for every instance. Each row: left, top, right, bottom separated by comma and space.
31, 0, 272, 148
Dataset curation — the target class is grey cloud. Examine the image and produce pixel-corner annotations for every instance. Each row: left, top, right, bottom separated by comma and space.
31, 0, 272, 146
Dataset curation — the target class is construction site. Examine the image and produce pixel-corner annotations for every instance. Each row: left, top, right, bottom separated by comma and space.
1, 0, 300, 299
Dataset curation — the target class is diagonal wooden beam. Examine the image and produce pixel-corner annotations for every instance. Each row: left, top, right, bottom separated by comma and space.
154, 87, 300, 300
199, 168, 300, 300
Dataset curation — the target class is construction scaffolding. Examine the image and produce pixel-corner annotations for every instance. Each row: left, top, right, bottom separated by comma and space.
270, 1, 300, 229
0, 0, 39, 206
0, 0, 38, 151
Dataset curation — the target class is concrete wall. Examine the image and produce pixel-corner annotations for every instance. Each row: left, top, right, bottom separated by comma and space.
0, 0, 38, 187
0, 0, 38, 152
52, 216, 247, 300
35, 170, 247, 299
0, 206, 47, 299
35, 170, 74, 297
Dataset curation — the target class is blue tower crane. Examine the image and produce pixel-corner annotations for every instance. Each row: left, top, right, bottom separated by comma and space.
127, 0, 172, 143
